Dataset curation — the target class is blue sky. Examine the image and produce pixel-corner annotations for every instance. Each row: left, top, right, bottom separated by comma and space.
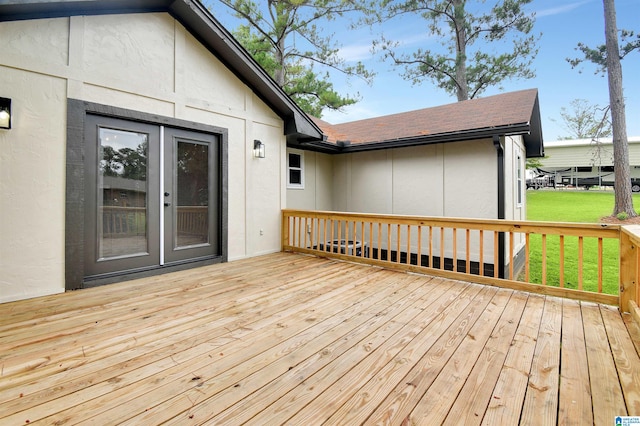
212, 0, 640, 141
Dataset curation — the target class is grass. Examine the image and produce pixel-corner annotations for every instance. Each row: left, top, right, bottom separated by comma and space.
525, 190, 640, 295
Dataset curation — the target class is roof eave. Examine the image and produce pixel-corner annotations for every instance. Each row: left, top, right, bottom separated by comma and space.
0, 0, 323, 143
523, 91, 544, 158
168, 1, 323, 143
337, 123, 533, 153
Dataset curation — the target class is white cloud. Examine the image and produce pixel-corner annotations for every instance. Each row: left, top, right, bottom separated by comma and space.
321, 103, 382, 123
536, 1, 592, 18
338, 43, 374, 62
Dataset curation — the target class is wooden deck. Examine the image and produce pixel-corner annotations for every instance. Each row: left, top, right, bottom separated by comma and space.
1, 252, 639, 425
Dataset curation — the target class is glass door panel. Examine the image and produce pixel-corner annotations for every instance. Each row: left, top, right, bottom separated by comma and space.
84, 115, 160, 277
164, 128, 218, 264
98, 127, 149, 259
176, 141, 209, 248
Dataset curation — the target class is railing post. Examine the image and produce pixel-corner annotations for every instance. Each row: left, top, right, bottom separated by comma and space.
282, 211, 289, 251
619, 225, 640, 313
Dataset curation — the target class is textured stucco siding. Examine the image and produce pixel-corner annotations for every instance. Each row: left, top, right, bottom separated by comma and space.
0, 13, 286, 302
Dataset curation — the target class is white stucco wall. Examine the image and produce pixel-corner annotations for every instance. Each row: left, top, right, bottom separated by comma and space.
328, 139, 497, 219
0, 13, 286, 302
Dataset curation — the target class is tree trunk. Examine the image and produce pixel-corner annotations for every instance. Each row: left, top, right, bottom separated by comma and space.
604, 0, 635, 216
453, 0, 469, 101
274, 38, 286, 87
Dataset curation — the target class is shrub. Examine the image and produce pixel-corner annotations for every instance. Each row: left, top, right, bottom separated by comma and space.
616, 211, 629, 221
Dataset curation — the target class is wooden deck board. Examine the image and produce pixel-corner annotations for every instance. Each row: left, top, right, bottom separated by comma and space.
482, 294, 545, 425
0, 252, 638, 425
443, 291, 529, 426
558, 298, 593, 425
582, 302, 627, 423
520, 296, 562, 425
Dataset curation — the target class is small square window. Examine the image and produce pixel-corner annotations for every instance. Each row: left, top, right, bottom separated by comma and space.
287, 152, 304, 189
289, 170, 302, 185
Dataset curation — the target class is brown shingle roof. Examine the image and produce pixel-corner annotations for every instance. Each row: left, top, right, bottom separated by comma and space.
307, 89, 544, 157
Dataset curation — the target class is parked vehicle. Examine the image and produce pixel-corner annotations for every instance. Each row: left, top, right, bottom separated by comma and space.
530, 167, 640, 192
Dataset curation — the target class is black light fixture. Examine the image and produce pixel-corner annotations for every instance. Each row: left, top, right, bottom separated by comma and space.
0, 97, 11, 130
253, 139, 265, 158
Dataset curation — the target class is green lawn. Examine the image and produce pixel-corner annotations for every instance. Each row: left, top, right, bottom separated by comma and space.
525, 190, 640, 295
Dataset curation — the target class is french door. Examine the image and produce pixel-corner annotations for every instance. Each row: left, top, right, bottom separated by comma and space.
84, 115, 219, 278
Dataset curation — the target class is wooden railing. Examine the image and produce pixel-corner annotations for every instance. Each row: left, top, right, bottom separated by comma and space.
282, 209, 640, 312
176, 206, 208, 237
620, 225, 640, 316
102, 206, 208, 238
102, 206, 146, 237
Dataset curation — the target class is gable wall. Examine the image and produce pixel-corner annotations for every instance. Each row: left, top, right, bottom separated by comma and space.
0, 13, 286, 302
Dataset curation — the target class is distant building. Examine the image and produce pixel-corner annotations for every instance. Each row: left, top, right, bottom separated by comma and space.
532, 137, 640, 191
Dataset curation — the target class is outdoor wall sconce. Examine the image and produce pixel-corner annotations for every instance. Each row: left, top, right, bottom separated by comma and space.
253, 139, 265, 158
0, 97, 11, 130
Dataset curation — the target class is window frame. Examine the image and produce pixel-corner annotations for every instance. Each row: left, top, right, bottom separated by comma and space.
287, 151, 305, 189
516, 152, 523, 208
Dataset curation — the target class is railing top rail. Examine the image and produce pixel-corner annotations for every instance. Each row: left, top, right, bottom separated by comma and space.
621, 224, 640, 245
283, 209, 620, 238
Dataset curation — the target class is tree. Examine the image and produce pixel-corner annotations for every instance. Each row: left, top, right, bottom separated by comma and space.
569, 0, 637, 217
554, 99, 612, 140
568, 29, 639, 74
375, 0, 539, 101
525, 157, 543, 170
216, 0, 373, 117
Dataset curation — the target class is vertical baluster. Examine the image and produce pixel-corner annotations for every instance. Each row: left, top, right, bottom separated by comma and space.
452, 228, 457, 272
396, 224, 401, 264
361, 221, 365, 258
479, 229, 484, 277
559, 235, 565, 288
465, 229, 470, 274
509, 231, 514, 280
440, 227, 445, 270
336, 219, 342, 254
429, 226, 433, 269
377, 222, 382, 260
598, 237, 603, 293
292, 216, 298, 248
324, 219, 330, 252
369, 222, 373, 259
578, 236, 584, 290
303, 217, 308, 249
417, 225, 422, 267
406, 225, 412, 265
284, 213, 290, 247
352, 220, 357, 255
387, 223, 392, 262
542, 234, 547, 285
525, 233, 530, 282
493, 231, 499, 278
310, 217, 315, 250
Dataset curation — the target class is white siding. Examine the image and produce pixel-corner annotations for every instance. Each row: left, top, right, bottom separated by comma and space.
541, 137, 640, 168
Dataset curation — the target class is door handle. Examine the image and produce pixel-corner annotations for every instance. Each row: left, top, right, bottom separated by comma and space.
164, 202, 171, 207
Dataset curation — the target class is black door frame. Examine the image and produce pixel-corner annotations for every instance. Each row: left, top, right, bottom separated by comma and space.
65, 99, 228, 290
